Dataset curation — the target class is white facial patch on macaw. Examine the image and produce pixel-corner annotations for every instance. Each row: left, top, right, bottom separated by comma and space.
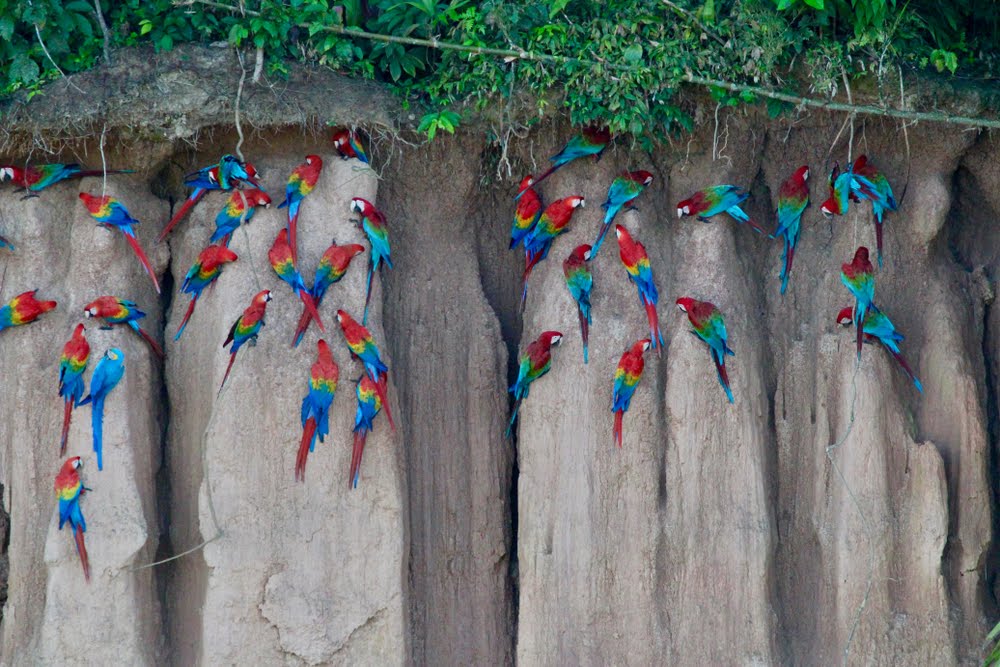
72, 458, 82, 469
642, 341, 651, 351
676, 303, 687, 312
551, 335, 563, 345
0, 167, 13, 180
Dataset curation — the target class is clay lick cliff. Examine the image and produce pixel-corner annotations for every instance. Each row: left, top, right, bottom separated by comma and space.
1, 48, 1000, 666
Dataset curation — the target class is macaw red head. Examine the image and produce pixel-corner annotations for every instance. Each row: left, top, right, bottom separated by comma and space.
539, 331, 564, 348
244, 162, 260, 180
584, 126, 612, 145
350, 197, 376, 217
59, 456, 83, 476
836, 307, 854, 326
793, 165, 809, 182
345, 243, 366, 257
614, 224, 632, 244
675, 297, 696, 313
566, 195, 585, 209
203, 244, 238, 265
632, 338, 652, 355
629, 170, 654, 186
519, 175, 535, 191
304, 154, 323, 168
332, 129, 349, 147
78, 192, 98, 208
247, 189, 271, 208
853, 246, 870, 264
73, 322, 86, 336
83, 296, 114, 319
23, 291, 57, 314
335, 309, 351, 325
570, 244, 592, 262
253, 289, 272, 307
317, 337, 333, 359
676, 197, 693, 218
853, 155, 869, 172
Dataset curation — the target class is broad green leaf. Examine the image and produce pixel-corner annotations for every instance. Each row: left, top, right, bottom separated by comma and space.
802, 0, 824, 8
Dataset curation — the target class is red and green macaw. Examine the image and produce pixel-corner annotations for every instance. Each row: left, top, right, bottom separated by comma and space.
268, 228, 325, 332
521, 195, 586, 310
850, 155, 898, 267
775, 165, 810, 294
210, 188, 272, 246
350, 197, 392, 326
58, 323, 90, 455
0, 163, 132, 193
615, 224, 664, 352
676, 185, 768, 236
278, 155, 323, 263
335, 309, 396, 431
510, 175, 542, 250
83, 295, 163, 358
174, 244, 239, 341
54, 456, 90, 582
836, 305, 922, 392
612, 338, 651, 448
840, 246, 875, 361
515, 127, 611, 198
332, 128, 369, 164
676, 297, 735, 403
296, 339, 339, 482
292, 241, 365, 347
0, 289, 57, 331
592, 170, 654, 256
158, 160, 260, 242
78, 347, 125, 471
219, 289, 272, 395
562, 244, 593, 364
820, 162, 852, 217
506, 330, 563, 437
78, 193, 161, 294
350, 373, 384, 489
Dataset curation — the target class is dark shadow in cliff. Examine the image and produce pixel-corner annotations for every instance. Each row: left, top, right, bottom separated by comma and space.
0, 484, 8, 627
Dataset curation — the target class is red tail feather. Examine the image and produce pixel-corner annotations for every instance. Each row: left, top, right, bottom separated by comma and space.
122, 232, 161, 294
644, 301, 662, 355
350, 429, 367, 489
176, 296, 198, 340
60, 400, 72, 456
520, 256, 540, 312
747, 217, 768, 236
296, 418, 316, 482
158, 191, 204, 242
137, 326, 164, 359
614, 410, 623, 448
373, 372, 396, 432
578, 307, 589, 364
291, 305, 312, 347
74, 525, 90, 583
875, 220, 884, 264
525, 164, 559, 193
299, 291, 325, 332
218, 352, 237, 397
75, 169, 132, 179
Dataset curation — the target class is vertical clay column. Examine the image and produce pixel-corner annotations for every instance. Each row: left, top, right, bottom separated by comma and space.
379, 136, 513, 666
0, 172, 167, 663
164, 140, 406, 664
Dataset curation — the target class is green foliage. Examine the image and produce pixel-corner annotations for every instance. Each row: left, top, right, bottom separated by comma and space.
0, 0, 998, 142
984, 618, 1000, 666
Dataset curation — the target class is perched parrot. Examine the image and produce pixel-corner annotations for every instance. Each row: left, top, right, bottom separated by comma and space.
836, 305, 922, 392
185, 154, 254, 192
291, 242, 366, 347
615, 224, 664, 352
521, 196, 586, 310
174, 244, 239, 341
676, 185, 768, 235
850, 155, 898, 267
0, 163, 133, 193
774, 165, 810, 294
78, 348, 125, 470
268, 228, 325, 332
515, 127, 611, 198
296, 339, 339, 482
332, 128, 369, 164
278, 155, 323, 263
350, 373, 384, 489
158, 161, 260, 242
335, 309, 396, 431
58, 323, 90, 455
562, 244, 593, 363
54, 456, 90, 582
349, 197, 392, 326
592, 170, 654, 256
820, 162, 853, 217
506, 330, 563, 437
612, 338, 652, 448
510, 175, 543, 250
219, 289, 272, 395
83, 296, 163, 358
209, 188, 272, 247
840, 246, 875, 361
0, 289, 57, 331
78, 193, 161, 294
676, 297, 735, 403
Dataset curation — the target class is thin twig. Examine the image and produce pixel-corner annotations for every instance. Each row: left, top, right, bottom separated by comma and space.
233, 49, 247, 162
661, 0, 727, 47
92, 0, 111, 65
841, 66, 855, 162
98, 123, 108, 198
